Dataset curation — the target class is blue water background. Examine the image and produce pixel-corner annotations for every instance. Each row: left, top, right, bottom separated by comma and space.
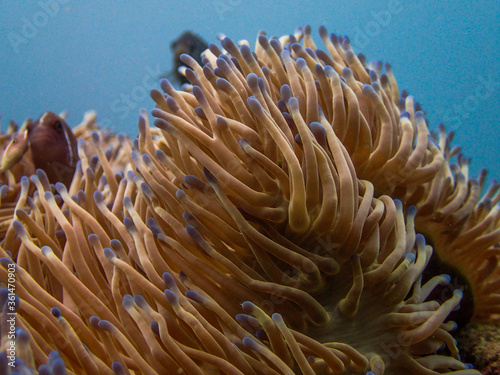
0, 0, 498, 180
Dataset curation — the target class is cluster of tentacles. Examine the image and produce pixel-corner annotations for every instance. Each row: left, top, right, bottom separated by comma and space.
0, 25, 497, 374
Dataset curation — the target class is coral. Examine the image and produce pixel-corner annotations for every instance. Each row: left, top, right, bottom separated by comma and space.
457, 321, 500, 374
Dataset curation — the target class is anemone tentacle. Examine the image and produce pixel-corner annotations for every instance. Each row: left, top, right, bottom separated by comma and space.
0, 26, 494, 374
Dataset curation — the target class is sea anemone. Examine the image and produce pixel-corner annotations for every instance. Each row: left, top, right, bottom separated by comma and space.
0, 25, 496, 374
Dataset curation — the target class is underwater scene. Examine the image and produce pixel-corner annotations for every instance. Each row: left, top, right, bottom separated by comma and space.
0, 0, 499, 374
